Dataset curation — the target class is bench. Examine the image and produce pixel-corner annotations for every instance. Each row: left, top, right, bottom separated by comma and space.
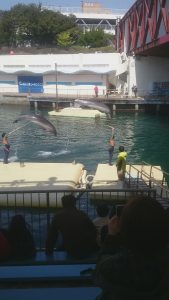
0, 251, 100, 299
0, 287, 101, 300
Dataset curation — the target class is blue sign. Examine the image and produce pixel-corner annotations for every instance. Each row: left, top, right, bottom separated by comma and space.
18, 76, 43, 93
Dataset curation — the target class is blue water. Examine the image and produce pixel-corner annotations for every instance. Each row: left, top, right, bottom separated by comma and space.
0, 105, 169, 176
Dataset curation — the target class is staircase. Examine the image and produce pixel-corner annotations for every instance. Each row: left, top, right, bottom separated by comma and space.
125, 162, 169, 208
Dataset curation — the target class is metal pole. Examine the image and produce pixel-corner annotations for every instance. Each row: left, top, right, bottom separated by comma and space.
55, 63, 58, 110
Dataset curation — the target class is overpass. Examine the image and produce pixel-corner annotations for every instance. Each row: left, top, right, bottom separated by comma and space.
115, 0, 169, 98
116, 0, 169, 57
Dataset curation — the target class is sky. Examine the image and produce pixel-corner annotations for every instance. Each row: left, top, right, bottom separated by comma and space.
1, 1, 136, 11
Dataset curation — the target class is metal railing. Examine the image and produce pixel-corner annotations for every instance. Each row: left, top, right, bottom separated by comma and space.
2, 86, 169, 101
0, 87, 106, 98
126, 163, 169, 204
0, 188, 156, 250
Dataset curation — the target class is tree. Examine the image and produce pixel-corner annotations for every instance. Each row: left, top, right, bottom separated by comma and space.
36, 10, 76, 46
0, 4, 114, 50
0, 4, 77, 47
0, 11, 16, 46
78, 29, 109, 48
57, 31, 74, 48
0, 4, 41, 47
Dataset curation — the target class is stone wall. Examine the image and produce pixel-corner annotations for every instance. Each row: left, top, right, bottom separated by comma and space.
0, 93, 30, 105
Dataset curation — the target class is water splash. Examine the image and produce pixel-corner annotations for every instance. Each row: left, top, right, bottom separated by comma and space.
37, 149, 71, 158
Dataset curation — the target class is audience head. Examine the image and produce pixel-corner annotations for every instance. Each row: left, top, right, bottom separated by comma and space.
61, 195, 76, 208
120, 196, 169, 255
8, 214, 35, 259
9, 215, 27, 233
96, 204, 109, 217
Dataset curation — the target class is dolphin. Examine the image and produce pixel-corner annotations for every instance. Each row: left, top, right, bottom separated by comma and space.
74, 99, 111, 114
14, 114, 57, 136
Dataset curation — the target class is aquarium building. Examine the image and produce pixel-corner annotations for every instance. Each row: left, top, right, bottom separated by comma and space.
0, 53, 122, 97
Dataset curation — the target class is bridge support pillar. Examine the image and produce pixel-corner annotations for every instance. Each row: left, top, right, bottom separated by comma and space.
135, 104, 139, 111
34, 101, 38, 110
112, 104, 116, 111
52, 102, 56, 109
156, 104, 160, 112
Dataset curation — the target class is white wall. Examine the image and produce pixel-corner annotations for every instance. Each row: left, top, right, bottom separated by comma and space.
43, 73, 107, 96
0, 53, 121, 73
0, 53, 120, 95
0, 74, 18, 93
129, 56, 169, 96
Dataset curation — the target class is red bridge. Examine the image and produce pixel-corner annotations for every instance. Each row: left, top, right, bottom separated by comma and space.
116, 0, 169, 57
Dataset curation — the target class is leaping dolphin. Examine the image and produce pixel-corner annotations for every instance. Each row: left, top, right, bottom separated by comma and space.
14, 114, 57, 136
74, 99, 111, 114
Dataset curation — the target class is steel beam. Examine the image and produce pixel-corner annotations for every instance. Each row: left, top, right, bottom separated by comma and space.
116, 0, 169, 56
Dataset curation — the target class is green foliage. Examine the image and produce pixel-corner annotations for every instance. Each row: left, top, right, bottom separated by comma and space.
69, 45, 115, 54
78, 29, 110, 48
36, 10, 76, 46
0, 4, 77, 47
57, 31, 74, 47
0, 4, 114, 50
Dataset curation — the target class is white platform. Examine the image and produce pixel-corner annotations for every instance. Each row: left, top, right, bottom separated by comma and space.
90, 163, 166, 203
92, 164, 118, 188
48, 107, 106, 118
126, 164, 164, 184
0, 162, 85, 208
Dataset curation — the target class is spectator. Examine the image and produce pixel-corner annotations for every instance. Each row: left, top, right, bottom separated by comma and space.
94, 197, 169, 300
0, 231, 10, 261
94, 85, 99, 97
132, 84, 135, 96
46, 195, 98, 258
132, 84, 138, 97
93, 204, 109, 246
7, 215, 36, 260
134, 85, 138, 97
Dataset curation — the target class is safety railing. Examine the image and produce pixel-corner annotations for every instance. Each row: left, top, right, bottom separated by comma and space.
0, 188, 157, 250
3, 86, 169, 100
126, 163, 169, 205
0, 87, 106, 98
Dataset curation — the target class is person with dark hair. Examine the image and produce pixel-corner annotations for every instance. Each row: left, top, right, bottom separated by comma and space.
2, 132, 10, 164
46, 195, 98, 258
116, 145, 127, 180
7, 215, 36, 260
93, 205, 109, 245
94, 197, 169, 300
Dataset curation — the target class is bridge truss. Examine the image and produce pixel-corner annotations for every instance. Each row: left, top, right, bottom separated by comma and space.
116, 0, 169, 56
